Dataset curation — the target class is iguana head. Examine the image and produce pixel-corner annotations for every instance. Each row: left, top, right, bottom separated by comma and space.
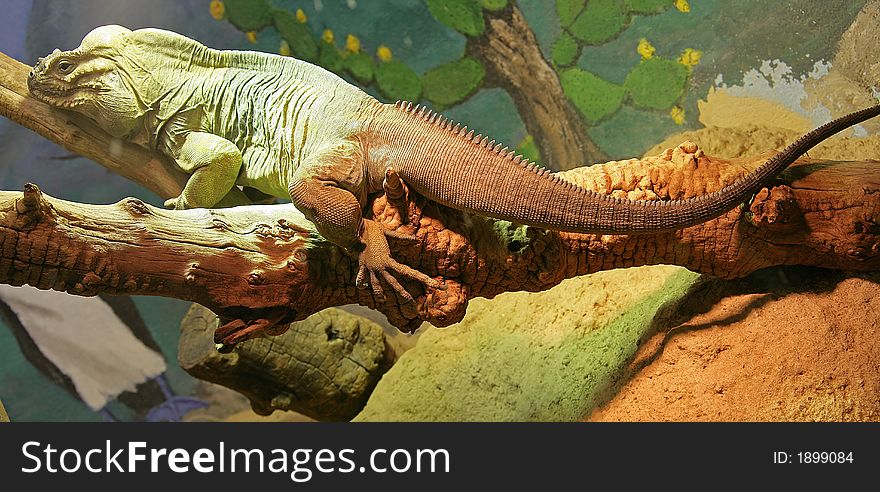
28, 25, 148, 137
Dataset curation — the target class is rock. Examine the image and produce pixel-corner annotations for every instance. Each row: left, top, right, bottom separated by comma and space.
0, 399, 8, 422
178, 304, 392, 421
355, 266, 700, 421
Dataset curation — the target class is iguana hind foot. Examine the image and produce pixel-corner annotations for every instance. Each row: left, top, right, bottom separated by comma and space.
355, 219, 442, 303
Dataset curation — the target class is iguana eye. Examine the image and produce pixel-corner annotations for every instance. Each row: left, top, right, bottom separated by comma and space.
57, 60, 75, 74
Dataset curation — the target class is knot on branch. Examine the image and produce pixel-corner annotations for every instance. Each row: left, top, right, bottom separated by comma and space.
748, 185, 801, 228
13, 183, 53, 229
846, 219, 880, 262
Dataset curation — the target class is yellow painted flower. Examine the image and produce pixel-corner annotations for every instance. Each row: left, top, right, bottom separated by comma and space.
637, 38, 655, 60
246, 31, 258, 44
345, 34, 361, 53
670, 106, 685, 125
377, 45, 393, 62
279, 40, 292, 56
209, 0, 225, 20
322, 29, 335, 44
678, 48, 702, 67
675, 0, 690, 13
296, 9, 307, 23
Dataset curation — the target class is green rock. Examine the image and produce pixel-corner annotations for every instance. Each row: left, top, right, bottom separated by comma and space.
556, 0, 586, 28
344, 52, 375, 84
551, 32, 580, 67
625, 0, 673, 14
318, 42, 344, 74
624, 57, 688, 110
273, 9, 318, 61
376, 60, 423, 102
355, 267, 701, 421
569, 0, 630, 45
223, 0, 273, 32
481, 0, 508, 11
426, 0, 485, 37
560, 67, 625, 123
422, 57, 485, 107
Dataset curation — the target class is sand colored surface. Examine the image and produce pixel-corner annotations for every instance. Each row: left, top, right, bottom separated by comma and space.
0, 399, 8, 422
697, 88, 812, 133
589, 271, 880, 421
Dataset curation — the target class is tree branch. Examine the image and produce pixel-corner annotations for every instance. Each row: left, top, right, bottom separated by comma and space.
1, 141, 877, 345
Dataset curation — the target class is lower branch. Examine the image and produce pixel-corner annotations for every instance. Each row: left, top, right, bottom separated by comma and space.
1, 141, 876, 344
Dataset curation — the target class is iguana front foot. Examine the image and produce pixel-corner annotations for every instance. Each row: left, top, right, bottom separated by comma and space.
355, 219, 442, 303
164, 195, 190, 210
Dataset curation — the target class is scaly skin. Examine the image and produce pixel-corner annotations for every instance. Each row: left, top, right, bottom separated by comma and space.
28, 25, 880, 303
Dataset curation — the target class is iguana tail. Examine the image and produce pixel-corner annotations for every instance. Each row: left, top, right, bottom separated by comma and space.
379, 102, 880, 234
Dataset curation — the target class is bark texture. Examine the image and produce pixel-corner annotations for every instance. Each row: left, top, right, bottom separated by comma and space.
468, 4, 607, 170
178, 304, 393, 421
1, 140, 877, 344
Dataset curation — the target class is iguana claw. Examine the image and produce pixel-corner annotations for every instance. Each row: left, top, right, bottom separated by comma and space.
356, 219, 442, 303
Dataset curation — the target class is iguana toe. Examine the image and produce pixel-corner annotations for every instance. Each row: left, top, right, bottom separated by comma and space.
164, 195, 189, 210
356, 219, 442, 302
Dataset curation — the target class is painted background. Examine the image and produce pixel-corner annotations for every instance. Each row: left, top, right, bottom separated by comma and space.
0, 0, 870, 421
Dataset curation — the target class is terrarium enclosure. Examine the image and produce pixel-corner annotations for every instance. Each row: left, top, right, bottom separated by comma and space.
0, 0, 878, 422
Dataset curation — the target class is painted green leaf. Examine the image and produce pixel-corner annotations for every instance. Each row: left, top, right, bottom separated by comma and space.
569, 0, 629, 45
223, 0, 273, 32
551, 32, 579, 67
556, 0, 586, 28
318, 43, 344, 74
422, 58, 485, 107
376, 60, 423, 103
272, 9, 318, 61
515, 135, 542, 165
560, 67, 625, 123
344, 52, 375, 84
426, 0, 485, 37
625, 0, 674, 14
481, 0, 508, 11
624, 58, 688, 109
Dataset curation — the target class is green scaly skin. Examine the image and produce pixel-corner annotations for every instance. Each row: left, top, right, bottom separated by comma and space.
28, 26, 880, 304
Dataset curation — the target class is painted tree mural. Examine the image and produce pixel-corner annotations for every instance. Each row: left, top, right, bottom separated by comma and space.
210, 0, 700, 170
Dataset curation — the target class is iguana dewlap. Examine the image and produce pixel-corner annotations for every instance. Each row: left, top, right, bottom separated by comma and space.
28, 25, 880, 303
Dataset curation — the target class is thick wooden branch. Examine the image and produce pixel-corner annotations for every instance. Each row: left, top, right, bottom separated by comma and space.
468, 5, 608, 170
1, 141, 877, 345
